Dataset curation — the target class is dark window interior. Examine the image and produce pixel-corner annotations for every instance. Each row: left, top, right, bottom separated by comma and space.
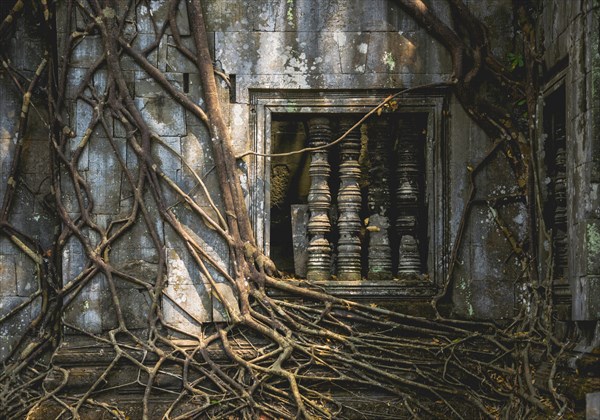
542, 84, 568, 279
269, 112, 429, 279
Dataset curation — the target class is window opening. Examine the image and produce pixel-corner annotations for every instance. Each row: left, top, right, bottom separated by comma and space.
269, 112, 428, 281
543, 85, 567, 277
542, 83, 570, 316
183, 73, 190, 93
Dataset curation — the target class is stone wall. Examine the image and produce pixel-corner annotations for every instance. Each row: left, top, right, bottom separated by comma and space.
0, 15, 54, 360
55, 1, 238, 340
538, 0, 600, 321
214, 0, 522, 319
1, 0, 597, 360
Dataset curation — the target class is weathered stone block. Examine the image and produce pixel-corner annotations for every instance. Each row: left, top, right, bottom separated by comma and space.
212, 282, 240, 322
62, 236, 87, 284
92, 70, 108, 95
291, 204, 309, 277
117, 141, 141, 213
103, 288, 152, 330
350, 1, 412, 32
183, 73, 204, 102
202, 0, 249, 32
585, 220, 600, 275
234, 73, 444, 103
63, 275, 105, 334
154, 135, 183, 205
172, 1, 191, 36
135, 95, 187, 137
73, 100, 94, 158
114, 259, 159, 288
110, 235, 162, 273
0, 335, 14, 362
30, 296, 41, 320
264, 0, 416, 33
229, 103, 249, 152
590, 13, 600, 178
573, 276, 600, 320
136, 1, 183, 35
179, 133, 225, 209
216, 31, 339, 76
365, 31, 423, 74
587, 392, 600, 420
7, 30, 44, 73
10, 209, 54, 252
0, 82, 19, 137
164, 247, 212, 329
163, 283, 212, 326
450, 201, 523, 319
129, 33, 161, 70
165, 72, 183, 92
499, 202, 529, 244
173, 212, 230, 274
468, 0, 513, 57
7, 184, 33, 216
55, 0, 69, 34
247, 0, 278, 31
0, 237, 18, 256
185, 106, 208, 127
15, 254, 37, 297
0, 296, 33, 336
136, 2, 160, 34
153, 135, 182, 179
70, 36, 103, 68
472, 241, 521, 284
134, 0, 191, 37
453, 276, 516, 319
59, 172, 87, 215
476, 151, 517, 199
22, 138, 51, 182
338, 32, 370, 74
180, 128, 211, 167
74, 6, 94, 31
87, 136, 124, 214
0, 256, 16, 296
166, 36, 201, 73
113, 119, 128, 139
115, 189, 164, 246
64, 67, 90, 99
135, 71, 163, 96
134, 32, 163, 65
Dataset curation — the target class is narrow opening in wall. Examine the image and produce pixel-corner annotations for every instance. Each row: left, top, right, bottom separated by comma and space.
542, 82, 570, 318
183, 73, 190, 93
543, 84, 567, 278
229, 74, 236, 102
269, 115, 310, 274
268, 112, 429, 280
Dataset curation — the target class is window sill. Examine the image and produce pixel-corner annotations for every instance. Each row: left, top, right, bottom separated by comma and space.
267, 278, 437, 300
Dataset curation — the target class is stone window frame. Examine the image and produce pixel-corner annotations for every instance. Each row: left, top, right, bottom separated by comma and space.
248, 90, 449, 299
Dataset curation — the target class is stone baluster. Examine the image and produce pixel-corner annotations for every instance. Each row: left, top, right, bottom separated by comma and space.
366, 120, 393, 280
398, 235, 421, 274
396, 122, 422, 275
553, 139, 568, 277
336, 117, 362, 281
306, 117, 332, 281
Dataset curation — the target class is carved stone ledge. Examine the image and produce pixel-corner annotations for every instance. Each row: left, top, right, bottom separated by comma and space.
267, 279, 436, 301
44, 337, 265, 394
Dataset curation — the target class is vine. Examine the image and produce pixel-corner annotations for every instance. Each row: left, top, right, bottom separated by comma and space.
0, 0, 586, 418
